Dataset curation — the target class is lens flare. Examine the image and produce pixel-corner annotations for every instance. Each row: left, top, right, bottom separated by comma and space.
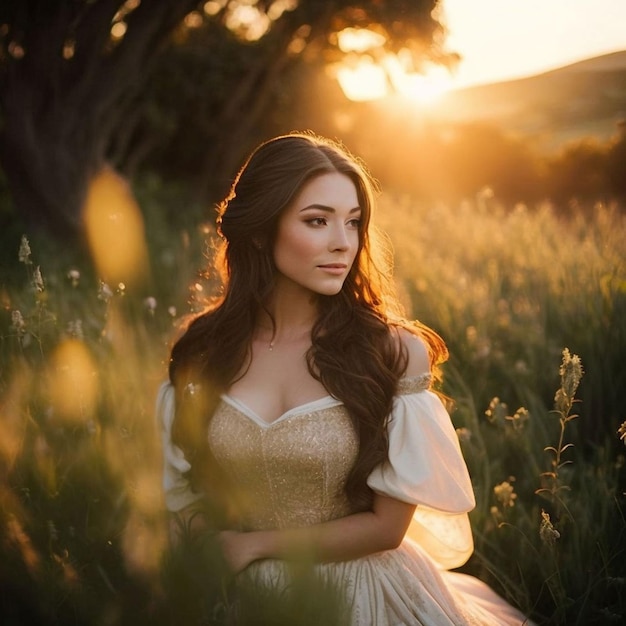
47, 339, 98, 424
84, 167, 149, 287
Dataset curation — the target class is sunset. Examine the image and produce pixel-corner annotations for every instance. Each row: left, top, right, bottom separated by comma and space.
334, 0, 626, 101
1, 1, 625, 624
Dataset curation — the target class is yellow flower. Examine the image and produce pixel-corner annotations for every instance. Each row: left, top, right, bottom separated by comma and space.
494, 480, 517, 508
559, 348, 583, 399
485, 397, 508, 425
539, 510, 560, 545
505, 407, 530, 431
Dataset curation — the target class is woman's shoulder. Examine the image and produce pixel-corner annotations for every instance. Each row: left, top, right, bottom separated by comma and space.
393, 325, 431, 378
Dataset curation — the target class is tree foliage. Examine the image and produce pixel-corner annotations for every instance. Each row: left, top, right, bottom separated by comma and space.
0, 0, 445, 242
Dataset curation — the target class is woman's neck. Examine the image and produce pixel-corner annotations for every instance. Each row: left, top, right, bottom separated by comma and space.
256, 278, 319, 347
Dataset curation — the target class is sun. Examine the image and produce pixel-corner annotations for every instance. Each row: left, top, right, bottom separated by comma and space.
332, 28, 453, 104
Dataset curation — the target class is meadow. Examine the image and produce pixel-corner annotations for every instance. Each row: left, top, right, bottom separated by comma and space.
1, 184, 625, 625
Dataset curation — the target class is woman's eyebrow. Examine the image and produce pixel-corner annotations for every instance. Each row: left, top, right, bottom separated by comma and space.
299, 204, 362, 213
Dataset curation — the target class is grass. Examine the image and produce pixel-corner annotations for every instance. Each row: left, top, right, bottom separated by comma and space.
1, 185, 625, 624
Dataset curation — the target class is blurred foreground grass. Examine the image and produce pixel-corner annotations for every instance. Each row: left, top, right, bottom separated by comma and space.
1, 184, 625, 624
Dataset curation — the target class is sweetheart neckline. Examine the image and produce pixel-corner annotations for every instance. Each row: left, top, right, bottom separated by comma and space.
219, 373, 431, 428
220, 393, 343, 428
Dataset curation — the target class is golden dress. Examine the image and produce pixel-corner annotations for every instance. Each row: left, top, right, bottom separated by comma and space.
158, 375, 532, 625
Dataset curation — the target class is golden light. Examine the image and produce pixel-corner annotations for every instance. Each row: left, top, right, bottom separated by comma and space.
110, 21, 127, 40
184, 11, 204, 28
333, 28, 451, 104
203, 0, 223, 16
384, 55, 452, 105
268, 0, 297, 20
337, 27, 386, 53
83, 166, 149, 287
225, 3, 270, 41
47, 339, 98, 424
335, 56, 389, 101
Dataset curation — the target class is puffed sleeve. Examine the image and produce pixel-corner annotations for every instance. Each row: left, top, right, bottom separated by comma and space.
156, 382, 205, 512
367, 375, 476, 570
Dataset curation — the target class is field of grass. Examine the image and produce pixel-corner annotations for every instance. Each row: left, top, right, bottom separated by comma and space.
1, 185, 625, 624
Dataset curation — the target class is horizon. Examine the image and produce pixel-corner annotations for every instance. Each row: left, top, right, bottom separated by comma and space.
442, 0, 626, 89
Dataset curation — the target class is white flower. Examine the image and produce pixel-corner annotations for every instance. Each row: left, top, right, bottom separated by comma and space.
18, 235, 32, 264
144, 297, 157, 314
98, 281, 113, 302
32, 266, 44, 292
67, 269, 80, 287
11, 310, 26, 335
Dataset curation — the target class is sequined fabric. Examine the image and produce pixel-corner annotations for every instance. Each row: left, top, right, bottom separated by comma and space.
209, 403, 358, 530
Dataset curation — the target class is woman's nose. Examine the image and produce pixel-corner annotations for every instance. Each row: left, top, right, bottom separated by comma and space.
329, 225, 350, 251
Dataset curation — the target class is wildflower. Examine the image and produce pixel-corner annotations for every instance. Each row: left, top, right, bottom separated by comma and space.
117, 282, 126, 295
618, 421, 626, 446
98, 281, 113, 302
490, 505, 501, 523
505, 407, 530, 431
539, 510, 560, 545
455, 427, 472, 443
494, 480, 517, 508
67, 269, 80, 287
11, 310, 26, 335
32, 266, 44, 292
144, 296, 157, 314
18, 235, 31, 264
559, 348, 583, 400
485, 397, 508, 425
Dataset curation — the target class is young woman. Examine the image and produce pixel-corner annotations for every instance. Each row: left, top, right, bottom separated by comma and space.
157, 132, 533, 624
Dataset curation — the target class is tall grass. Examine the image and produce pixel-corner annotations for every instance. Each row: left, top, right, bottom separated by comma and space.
1, 188, 625, 624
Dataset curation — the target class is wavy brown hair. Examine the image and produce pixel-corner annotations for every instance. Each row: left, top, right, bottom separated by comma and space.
169, 132, 447, 512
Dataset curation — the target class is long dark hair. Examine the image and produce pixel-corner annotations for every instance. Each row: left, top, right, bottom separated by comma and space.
169, 132, 447, 511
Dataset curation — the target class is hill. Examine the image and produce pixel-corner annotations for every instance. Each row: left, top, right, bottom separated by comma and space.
433, 50, 626, 148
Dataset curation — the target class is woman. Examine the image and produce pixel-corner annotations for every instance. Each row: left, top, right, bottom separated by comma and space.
157, 132, 532, 624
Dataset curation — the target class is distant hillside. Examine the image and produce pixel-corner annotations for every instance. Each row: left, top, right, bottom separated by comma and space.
432, 51, 626, 149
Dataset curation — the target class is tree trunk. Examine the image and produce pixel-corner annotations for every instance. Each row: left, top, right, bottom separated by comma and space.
0, 0, 199, 243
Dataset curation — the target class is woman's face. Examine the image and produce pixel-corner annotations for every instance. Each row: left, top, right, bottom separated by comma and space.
273, 172, 361, 297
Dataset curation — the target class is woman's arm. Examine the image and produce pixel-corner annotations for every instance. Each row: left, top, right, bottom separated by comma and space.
219, 493, 416, 573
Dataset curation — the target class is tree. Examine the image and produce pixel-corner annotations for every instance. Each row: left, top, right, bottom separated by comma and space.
0, 0, 446, 243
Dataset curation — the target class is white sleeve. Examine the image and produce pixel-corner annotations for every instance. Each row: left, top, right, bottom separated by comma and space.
156, 382, 205, 512
367, 388, 476, 570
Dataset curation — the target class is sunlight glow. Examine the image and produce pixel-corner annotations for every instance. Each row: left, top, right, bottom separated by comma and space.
335, 54, 451, 104
384, 56, 452, 104
333, 26, 451, 104
226, 2, 270, 41
337, 27, 386, 53
336, 56, 388, 101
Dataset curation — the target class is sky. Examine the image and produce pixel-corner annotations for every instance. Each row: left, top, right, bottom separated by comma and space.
441, 0, 626, 88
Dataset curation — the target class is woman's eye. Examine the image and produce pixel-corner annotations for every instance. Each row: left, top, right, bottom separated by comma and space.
306, 217, 327, 226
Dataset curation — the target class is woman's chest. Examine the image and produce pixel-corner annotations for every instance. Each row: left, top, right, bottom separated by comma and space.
207, 400, 359, 528
228, 342, 327, 425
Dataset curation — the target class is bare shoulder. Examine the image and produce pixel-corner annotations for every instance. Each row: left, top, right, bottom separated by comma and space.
395, 326, 430, 377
